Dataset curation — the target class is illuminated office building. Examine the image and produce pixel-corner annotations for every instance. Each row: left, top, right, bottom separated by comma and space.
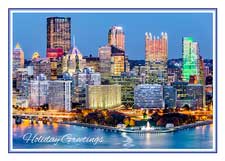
13, 43, 24, 75
108, 26, 125, 51
48, 80, 72, 111
145, 32, 168, 84
28, 78, 49, 108
111, 76, 139, 107
134, 84, 164, 108
172, 81, 188, 99
47, 17, 71, 54
47, 48, 64, 58
98, 45, 112, 77
33, 58, 51, 80
198, 55, 205, 85
187, 84, 205, 108
86, 85, 121, 109
15, 68, 29, 98
62, 43, 86, 74
83, 55, 100, 72
182, 37, 199, 82
111, 46, 125, 76
163, 86, 177, 108
50, 58, 58, 80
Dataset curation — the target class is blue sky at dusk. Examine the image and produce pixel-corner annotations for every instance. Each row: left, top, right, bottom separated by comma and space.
13, 12, 213, 60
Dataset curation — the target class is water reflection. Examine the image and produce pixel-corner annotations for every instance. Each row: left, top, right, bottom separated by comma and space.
13, 121, 213, 149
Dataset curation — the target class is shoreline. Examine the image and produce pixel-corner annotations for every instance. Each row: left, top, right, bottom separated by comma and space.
61, 120, 213, 134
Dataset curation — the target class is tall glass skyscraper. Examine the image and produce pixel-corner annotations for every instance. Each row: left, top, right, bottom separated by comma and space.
108, 26, 125, 76
47, 17, 71, 54
108, 26, 125, 51
145, 32, 168, 84
182, 37, 199, 82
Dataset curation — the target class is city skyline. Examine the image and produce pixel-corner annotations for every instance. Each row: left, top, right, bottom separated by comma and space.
13, 12, 213, 60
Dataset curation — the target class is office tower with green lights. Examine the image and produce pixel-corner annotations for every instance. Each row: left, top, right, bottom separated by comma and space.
182, 37, 199, 82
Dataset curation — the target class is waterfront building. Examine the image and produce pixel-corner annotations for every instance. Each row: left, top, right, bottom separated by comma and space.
86, 85, 121, 109
83, 54, 100, 72
187, 84, 205, 108
108, 26, 125, 51
71, 68, 101, 108
163, 86, 177, 108
205, 84, 213, 105
33, 58, 51, 80
28, 77, 49, 108
98, 45, 112, 78
15, 95, 29, 108
145, 32, 168, 84
172, 81, 188, 99
111, 76, 139, 107
134, 84, 164, 108
13, 43, 24, 76
182, 37, 199, 82
47, 17, 71, 54
48, 80, 72, 111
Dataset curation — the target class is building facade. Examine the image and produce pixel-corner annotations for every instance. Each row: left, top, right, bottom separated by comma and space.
182, 37, 199, 82
33, 58, 51, 80
108, 26, 125, 51
98, 45, 112, 78
163, 86, 177, 108
134, 84, 164, 108
86, 85, 121, 109
13, 43, 24, 76
28, 79, 49, 108
145, 32, 168, 84
48, 80, 72, 111
47, 17, 71, 54
187, 84, 205, 108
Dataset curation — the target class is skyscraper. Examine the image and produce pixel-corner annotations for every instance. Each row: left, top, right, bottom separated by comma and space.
134, 84, 164, 108
145, 32, 168, 84
108, 26, 125, 51
182, 37, 199, 82
98, 45, 112, 78
47, 17, 71, 54
198, 55, 205, 85
48, 80, 72, 111
111, 46, 125, 76
13, 43, 24, 75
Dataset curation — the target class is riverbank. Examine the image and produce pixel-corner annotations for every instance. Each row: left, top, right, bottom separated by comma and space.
61, 120, 213, 134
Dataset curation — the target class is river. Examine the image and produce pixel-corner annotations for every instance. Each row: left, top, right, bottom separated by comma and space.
12, 120, 213, 150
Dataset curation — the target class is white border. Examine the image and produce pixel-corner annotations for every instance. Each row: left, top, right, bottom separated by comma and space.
9, 8, 217, 153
